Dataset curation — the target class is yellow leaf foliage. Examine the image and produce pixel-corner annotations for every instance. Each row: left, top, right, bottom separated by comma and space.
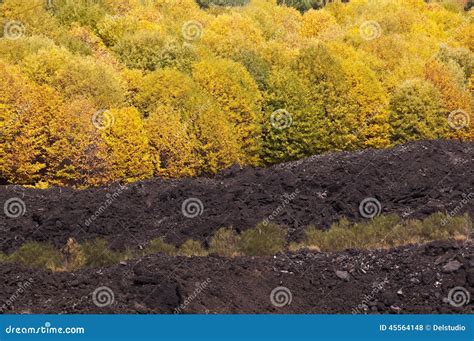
0, 62, 111, 187
0, 0, 472, 187
21, 47, 125, 108
192, 58, 262, 165
300, 9, 338, 39
100, 107, 154, 182
201, 13, 265, 59
144, 105, 201, 177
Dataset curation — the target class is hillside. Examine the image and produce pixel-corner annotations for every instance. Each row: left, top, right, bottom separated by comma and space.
1, 0, 473, 316
1, 0, 473, 188
1, 139, 472, 252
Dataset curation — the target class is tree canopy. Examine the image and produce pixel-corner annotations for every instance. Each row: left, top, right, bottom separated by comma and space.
0, 0, 472, 187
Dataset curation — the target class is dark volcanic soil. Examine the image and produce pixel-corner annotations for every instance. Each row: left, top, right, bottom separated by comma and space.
1, 240, 472, 314
0, 139, 473, 253
1, 139, 473, 253
0, 139, 473, 315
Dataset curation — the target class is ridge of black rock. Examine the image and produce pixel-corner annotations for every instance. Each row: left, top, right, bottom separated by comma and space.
0, 139, 473, 252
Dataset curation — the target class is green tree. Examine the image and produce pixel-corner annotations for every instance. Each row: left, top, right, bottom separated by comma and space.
262, 68, 317, 163
389, 79, 448, 143
294, 44, 359, 152
48, 0, 109, 29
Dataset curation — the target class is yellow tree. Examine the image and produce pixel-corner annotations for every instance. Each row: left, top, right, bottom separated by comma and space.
137, 68, 242, 175
242, 0, 301, 43
134, 68, 195, 115
0, 36, 55, 65
192, 58, 263, 165
0, 61, 112, 187
21, 47, 125, 108
327, 42, 391, 148
144, 105, 201, 178
456, 22, 474, 52
425, 60, 472, 114
46, 98, 112, 187
191, 98, 242, 173
0, 0, 61, 39
300, 9, 338, 39
425, 60, 473, 140
201, 13, 265, 59
99, 107, 153, 182
0, 61, 55, 185
262, 68, 317, 163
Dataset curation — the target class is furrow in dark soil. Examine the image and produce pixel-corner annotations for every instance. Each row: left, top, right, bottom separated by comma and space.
0, 139, 473, 253
1, 240, 472, 314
